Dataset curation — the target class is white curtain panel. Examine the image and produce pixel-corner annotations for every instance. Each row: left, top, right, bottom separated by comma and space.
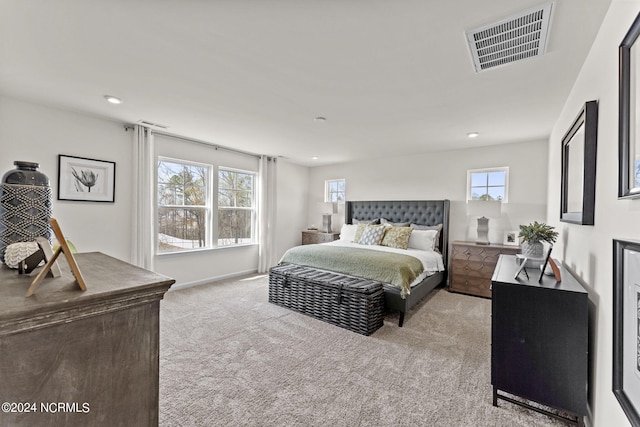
257, 156, 277, 273
132, 125, 155, 270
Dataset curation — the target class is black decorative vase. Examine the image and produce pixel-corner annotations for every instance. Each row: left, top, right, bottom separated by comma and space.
0, 161, 52, 262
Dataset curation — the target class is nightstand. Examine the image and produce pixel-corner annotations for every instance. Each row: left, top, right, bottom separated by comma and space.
301, 230, 340, 245
449, 240, 520, 298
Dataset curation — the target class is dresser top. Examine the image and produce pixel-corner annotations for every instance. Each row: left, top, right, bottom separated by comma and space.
492, 254, 587, 294
0, 252, 175, 332
453, 240, 520, 250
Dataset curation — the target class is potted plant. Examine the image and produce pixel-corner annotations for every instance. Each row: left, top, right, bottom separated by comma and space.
518, 221, 558, 258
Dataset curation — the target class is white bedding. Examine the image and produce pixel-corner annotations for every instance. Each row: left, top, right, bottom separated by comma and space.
321, 240, 445, 287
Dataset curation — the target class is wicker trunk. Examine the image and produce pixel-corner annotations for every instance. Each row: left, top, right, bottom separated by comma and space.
269, 263, 385, 336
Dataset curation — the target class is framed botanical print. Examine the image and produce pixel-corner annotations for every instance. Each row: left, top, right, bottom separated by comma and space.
58, 155, 115, 202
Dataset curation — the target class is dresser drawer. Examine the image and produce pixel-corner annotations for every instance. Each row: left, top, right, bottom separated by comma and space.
452, 245, 502, 262
449, 275, 492, 298
449, 241, 520, 298
451, 261, 496, 279
301, 231, 340, 245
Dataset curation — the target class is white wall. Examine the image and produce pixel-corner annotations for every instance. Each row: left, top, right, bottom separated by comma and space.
275, 160, 309, 259
0, 96, 133, 262
0, 95, 311, 286
547, 2, 640, 426
305, 140, 548, 255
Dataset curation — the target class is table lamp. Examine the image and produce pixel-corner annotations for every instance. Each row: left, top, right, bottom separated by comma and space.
322, 202, 338, 232
467, 200, 502, 245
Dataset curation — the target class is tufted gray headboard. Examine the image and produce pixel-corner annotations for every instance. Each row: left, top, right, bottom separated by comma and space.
345, 200, 450, 267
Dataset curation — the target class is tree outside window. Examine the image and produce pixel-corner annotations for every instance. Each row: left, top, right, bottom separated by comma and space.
218, 169, 255, 246
157, 159, 210, 253
467, 167, 509, 202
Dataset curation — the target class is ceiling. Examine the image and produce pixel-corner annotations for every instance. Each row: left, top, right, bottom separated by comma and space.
0, 0, 612, 166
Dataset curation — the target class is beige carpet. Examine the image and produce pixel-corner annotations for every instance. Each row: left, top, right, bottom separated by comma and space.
159, 274, 568, 427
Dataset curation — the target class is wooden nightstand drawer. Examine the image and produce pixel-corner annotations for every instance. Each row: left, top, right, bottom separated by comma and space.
452, 245, 502, 261
451, 260, 497, 278
301, 231, 340, 245
450, 275, 492, 298
449, 241, 520, 298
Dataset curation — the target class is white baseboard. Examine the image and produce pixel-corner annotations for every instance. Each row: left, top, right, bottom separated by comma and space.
168, 269, 259, 291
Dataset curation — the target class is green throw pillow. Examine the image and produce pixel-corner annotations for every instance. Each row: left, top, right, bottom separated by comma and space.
381, 226, 413, 249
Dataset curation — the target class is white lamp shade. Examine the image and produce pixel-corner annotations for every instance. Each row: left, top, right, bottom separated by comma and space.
321, 202, 338, 214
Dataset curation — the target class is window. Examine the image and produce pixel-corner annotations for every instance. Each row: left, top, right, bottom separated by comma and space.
157, 160, 257, 253
157, 159, 211, 253
467, 167, 509, 202
325, 179, 346, 203
218, 168, 256, 246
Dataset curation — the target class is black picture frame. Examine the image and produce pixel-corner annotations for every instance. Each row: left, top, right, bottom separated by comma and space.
538, 245, 553, 283
613, 239, 640, 427
619, 13, 640, 199
560, 100, 598, 225
57, 155, 116, 202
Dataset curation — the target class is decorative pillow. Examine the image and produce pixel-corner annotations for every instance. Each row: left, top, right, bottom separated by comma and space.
352, 218, 380, 225
411, 223, 443, 249
357, 225, 387, 246
381, 226, 413, 249
408, 229, 438, 251
339, 224, 358, 242
353, 223, 368, 242
380, 218, 410, 227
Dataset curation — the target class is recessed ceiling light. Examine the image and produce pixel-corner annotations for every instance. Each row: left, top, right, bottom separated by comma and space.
314, 117, 327, 122
104, 95, 123, 105
467, 132, 480, 138
312, 156, 319, 160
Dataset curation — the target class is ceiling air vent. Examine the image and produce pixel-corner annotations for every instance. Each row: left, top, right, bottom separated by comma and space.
465, 2, 554, 72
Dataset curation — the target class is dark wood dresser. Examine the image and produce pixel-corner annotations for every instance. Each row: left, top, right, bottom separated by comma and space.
449, 240, 520, 298
301, 230, 340, 245
0, 252, 174, 427
491, 254, 588, 426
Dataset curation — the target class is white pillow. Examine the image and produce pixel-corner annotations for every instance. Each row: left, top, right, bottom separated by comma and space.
339, 224, 358, 242
408, 229, 438, 251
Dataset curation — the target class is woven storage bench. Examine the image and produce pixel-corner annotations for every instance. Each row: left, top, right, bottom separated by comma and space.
268, 263, 384, 336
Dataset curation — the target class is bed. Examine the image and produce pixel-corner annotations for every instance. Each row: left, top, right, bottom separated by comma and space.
276, 200, 450, 327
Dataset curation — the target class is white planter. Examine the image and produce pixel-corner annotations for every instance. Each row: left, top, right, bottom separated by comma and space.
522, 241, 544, 259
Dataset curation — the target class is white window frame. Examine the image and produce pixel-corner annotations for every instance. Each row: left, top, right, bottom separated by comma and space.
324, 178, 346, 203
217, 166, 257, 247
466, 167, 509, 202
156, 157, 213, 254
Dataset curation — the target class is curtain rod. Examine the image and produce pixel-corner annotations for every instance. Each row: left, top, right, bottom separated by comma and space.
124, 124, 262, 160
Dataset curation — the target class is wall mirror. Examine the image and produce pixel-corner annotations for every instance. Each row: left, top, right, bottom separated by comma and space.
560, 100, 597, 225
619, 12, 640, 199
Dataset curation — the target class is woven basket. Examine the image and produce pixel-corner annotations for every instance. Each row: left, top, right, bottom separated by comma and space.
269, 263, 384, 336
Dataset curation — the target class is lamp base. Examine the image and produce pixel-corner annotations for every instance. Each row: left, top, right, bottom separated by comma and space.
322, 214, 332, 233
476, 216, 490, 245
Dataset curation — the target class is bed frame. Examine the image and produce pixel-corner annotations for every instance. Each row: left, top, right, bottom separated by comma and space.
345, 200, 450, 327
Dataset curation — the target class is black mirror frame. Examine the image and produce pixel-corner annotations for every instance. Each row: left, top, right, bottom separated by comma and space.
560, 100, 598, 225
619, 12, 640, 199
613, 239, 640, 427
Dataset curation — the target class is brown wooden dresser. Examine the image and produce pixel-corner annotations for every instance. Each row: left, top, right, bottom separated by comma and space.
301, 230, 340, 245
449, 240, 520, 298
0, 252, 174, 427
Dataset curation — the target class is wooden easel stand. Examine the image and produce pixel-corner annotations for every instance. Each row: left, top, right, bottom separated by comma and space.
25, 218, 87, 297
